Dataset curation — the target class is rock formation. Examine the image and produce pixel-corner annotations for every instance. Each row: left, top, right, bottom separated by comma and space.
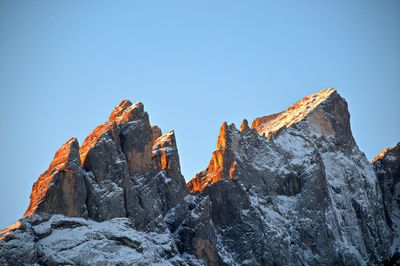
373, 143, 400, 263
187, 88, 391, 265
24, 137, 87, 218
0, 90, 398, 265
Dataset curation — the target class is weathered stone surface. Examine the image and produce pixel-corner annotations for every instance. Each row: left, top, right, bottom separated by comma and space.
24, 138, 87, 218
116, 102, 153, 175
175, 196, 223, 266
108, 99, 133, 122
373, 142, 400, 259
188, 88, 391, 265
152, 130, 188, 213
151, 125, 162, 143
123, 130, 189, 232
0, 220, 37, 265
1, 215, 199, 266
1, 91, 397, 265
80, 122, 128, 221
240, 119, 249, 132
188, 122, 237, 192
20, 98, 189, 232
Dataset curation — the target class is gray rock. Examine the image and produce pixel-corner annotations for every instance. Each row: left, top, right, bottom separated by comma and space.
1, 215, 200, 266
373, 142, 400, 260
80, 122, 128, 221
1, 91, 397, 265
188, 88, 392, 265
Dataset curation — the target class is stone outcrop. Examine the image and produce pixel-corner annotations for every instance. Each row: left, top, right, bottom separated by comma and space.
187, 88, 391, 265
20, 99, 188, 232
1, 90, 398, 265
373, 143, 400, 258
80, 121, 128, 221
152, 130, 188, 212
24, 137, 87, 218
188, 122, 237, 192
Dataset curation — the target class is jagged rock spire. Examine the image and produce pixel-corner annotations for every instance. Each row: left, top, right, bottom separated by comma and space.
108, 99, 132, 122
373, 143, 400, 228
24, 138, 87, 217
189, 88, 352, 193
240, 119, 250, 132
251, 88, 354, 147
188, 122, 237, 192
22, 99, 188, 230
2, 91, 396, 266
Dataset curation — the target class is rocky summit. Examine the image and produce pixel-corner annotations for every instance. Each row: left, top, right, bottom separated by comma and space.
1, 89, 399, 265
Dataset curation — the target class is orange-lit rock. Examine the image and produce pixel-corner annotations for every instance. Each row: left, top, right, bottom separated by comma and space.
188, 88, 357, 194
188, 122, 237, 192
24, 138, 87, 218
116, 103, 153, 175
240, 119, 250, 132
0, 221, 23, 241
151, 125, 162, 143
251, 88, 337, 139
152, 130, 188, 199
185, 88, 391, 265
251, 113, 281, 136
108, 99, 132, 122
217, 122, 228, 149
1, 92, 395, 266
152, 130, 179, 171
80, 122, 120, 168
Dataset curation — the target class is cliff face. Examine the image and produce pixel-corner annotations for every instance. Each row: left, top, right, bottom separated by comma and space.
22, 99, 188, 231
24, 137, 87, 218
0, 90, 398, 265
373, 143, 400, 260
187, 88, 391, 265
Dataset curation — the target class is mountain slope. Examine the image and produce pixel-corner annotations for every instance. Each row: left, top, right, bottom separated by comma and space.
1, 99, 193, 265
188, 88, 391, 265
372, 143, 400, 261
1, 89, 397, 265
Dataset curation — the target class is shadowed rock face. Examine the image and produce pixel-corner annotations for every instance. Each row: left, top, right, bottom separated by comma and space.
1, 90, 398, 266
187, 88, 391, 265
373, 143, 400, 257
21, 99, 188, 231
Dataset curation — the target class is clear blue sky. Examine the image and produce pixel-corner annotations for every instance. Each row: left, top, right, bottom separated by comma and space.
0, 0, 399, 228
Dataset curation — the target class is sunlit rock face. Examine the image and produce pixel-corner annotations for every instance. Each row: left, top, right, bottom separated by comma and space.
188, 122, 237, 192
152, 130, 188, 211
19, 99, 188, 231
1, 91, 398, 265
373, 143, 400, 259
24, 137, 87, 218
188, 88, 391, 265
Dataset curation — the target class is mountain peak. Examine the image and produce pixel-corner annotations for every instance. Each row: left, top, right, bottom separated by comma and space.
108, 99, 132, 121
109, 100, 145, 124
188, 88, 355, 193
252, 88, 337, 139
1, 93, 397, 266
372, 142, 400, 163
48, 137, 81, 171
188, 122, 237, 192
240, 119, 250, 132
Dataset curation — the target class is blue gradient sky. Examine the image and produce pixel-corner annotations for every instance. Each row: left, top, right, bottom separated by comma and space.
0, 0, 399, 228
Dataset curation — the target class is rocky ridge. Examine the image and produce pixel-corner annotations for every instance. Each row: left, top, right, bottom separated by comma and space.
188, 88, 392, 265
1, 89, 399, 265
372, 143, 400, 262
